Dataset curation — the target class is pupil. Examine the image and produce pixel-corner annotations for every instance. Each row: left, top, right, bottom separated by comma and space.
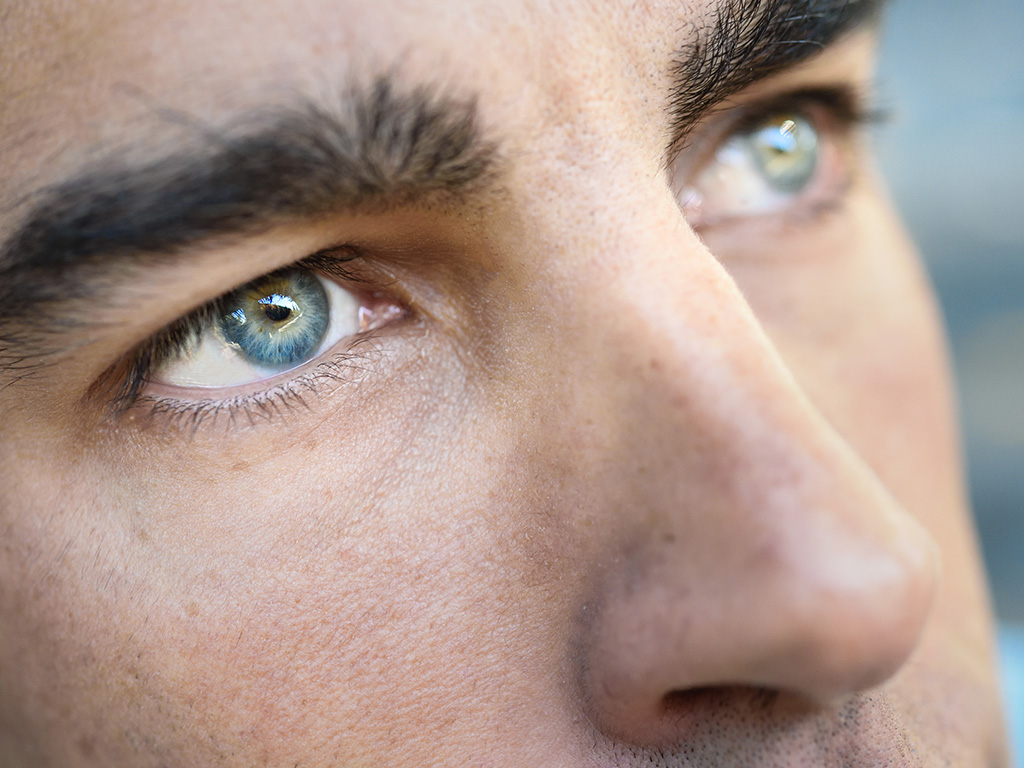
263, 302, 292, 323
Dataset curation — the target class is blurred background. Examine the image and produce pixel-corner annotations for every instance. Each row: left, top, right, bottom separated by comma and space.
875, 0, 1023, 760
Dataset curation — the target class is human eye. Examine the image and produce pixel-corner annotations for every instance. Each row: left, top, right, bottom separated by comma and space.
102, 249, 405, 425
675, 87, 878, 230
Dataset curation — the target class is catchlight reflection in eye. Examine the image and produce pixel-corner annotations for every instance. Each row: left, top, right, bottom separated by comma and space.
155, 268, 362, 389
681, 111, 823, 224
220, 270, 331, 368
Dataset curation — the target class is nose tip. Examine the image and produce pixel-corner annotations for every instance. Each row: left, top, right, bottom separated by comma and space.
531, 202, 941, 748
580, 437, 940, 747
717, 519, 938, 705
759, 507, 940, 703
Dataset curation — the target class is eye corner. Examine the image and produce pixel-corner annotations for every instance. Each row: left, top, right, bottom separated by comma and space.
673, 84, 876, 231
91, 248, 411, 427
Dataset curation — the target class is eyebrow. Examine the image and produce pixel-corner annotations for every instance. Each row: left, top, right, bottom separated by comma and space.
0, 0, 882, 373
669, 0, 885, 145
0, 78, 496, 346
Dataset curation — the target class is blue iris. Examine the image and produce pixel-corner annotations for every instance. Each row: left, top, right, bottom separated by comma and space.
219, 268, 330, 368
747, 113, 818, 195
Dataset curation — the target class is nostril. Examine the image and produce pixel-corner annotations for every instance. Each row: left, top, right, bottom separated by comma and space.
608, 685, 821, 747
657, 686, 713, 728
661, 685, 803, 718
662, 686, 713, 710
663, 685, 783, 714
596, 686, 749, 747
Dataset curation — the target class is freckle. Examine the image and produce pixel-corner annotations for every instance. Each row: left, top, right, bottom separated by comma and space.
185, 602, 199, 618
230, 461, 251, 472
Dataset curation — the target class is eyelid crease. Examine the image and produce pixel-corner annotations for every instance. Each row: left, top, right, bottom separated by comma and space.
674, 85, 879, 231
92, 247, 372, 417
667, 0, 887, 149
673, 83, 884, 169
672, 83, 882, 190
724, 85, 886, 137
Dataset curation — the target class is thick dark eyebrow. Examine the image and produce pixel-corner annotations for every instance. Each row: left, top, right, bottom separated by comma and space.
0, 1, 879, 376
0, 76, 497, 367
669, 0, 885, 146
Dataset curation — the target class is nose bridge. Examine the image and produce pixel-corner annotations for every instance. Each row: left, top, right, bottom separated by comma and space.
536, 191, 939, 743
558, 199, 828, 499
546, 192, 929, 577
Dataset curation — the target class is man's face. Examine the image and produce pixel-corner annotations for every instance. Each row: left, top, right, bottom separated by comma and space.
0, 1, 1008, 766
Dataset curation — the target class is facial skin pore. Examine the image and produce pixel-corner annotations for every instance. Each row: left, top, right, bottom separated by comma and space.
0, 1, 1009, 766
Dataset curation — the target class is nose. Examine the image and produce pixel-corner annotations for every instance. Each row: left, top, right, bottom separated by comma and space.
551, 205, 939, 746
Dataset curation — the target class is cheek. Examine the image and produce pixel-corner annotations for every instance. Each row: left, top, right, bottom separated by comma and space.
113, 471, 582, 766
0, 463, 476, 765
715, 192, 961, 509
718, 193, 1002, 710
0, 365, 590, 766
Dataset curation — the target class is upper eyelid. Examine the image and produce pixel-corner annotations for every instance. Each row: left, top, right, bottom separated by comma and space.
145, 245, 373, 349
670, 85, 874, 182
665, 21, 882, 160
173, 247, 370, 336
97, 250, 385, 414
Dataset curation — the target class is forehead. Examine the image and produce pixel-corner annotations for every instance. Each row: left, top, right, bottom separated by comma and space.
0, 0, 880, 209
0, 0, 681, 118
0, 1, 696, 211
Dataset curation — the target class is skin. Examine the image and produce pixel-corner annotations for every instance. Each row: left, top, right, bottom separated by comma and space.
0, 1, 1009, 766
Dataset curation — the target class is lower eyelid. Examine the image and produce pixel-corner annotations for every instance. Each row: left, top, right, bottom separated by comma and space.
145, 341, 364, 399
672, 87, 871, 228
679, 110, 853, 229
133, 315, 412, 432
132, 345, 380, 432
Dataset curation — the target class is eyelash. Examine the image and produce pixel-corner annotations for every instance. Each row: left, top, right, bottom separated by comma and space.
99, 248, 400, 423
100, 85, 882, 429
707, 85, 880, 147
675, 85, 884, 225
131, 345, 383, 432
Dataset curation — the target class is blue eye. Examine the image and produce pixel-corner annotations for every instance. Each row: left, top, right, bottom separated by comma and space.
745, 113, 819, 194
678, 108, 838, 226
220, 269, 330, 368
152, 267, 365, 390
